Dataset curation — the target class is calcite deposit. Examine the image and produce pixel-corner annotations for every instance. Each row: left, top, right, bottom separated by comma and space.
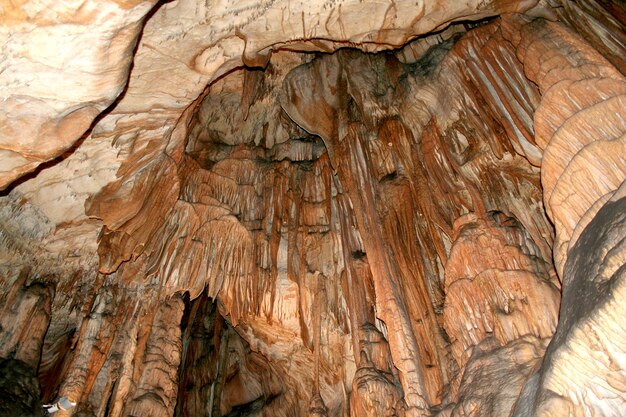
0, 1, 624, 417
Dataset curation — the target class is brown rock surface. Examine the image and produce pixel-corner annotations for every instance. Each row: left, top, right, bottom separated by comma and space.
500, 12, 626, 416
0, 1, 624, 417
0, 0, 541, 191
443, 212, 559, 372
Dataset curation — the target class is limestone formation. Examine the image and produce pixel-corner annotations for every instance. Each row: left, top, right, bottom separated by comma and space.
0, 1, 624, 417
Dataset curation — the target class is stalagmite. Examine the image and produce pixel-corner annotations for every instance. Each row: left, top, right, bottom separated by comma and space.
0, 1, 624, 417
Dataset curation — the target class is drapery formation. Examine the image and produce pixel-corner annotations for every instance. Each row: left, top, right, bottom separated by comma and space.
0, 1, 624, 416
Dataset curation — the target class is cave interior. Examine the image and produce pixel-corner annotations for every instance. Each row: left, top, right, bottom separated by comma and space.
0, 1, 625, 417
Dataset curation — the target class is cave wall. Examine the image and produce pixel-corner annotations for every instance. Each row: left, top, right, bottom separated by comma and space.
0, 1, 625, 417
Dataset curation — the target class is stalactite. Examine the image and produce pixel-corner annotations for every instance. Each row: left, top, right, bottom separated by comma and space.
2, 3, 624, 417
337, 124, 430, 414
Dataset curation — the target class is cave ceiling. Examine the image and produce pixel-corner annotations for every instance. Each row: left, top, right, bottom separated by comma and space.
0, 1, 625, 417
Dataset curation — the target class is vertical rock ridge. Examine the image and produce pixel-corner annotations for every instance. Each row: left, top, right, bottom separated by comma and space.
1, 3, 624, 416
501, 13, 626, 416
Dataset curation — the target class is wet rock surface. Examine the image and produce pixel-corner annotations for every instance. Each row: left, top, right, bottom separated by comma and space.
0, 1, 625, 416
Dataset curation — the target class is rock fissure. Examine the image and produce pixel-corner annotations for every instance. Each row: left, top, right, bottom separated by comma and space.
1, 1, 625, 417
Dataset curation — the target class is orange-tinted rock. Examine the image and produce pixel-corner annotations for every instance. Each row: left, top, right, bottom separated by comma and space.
350, 325, 403, 417
502, 13, 626, 416
0, 0, 543, 191
443, 212, 559, 374
0, 2, 625, 417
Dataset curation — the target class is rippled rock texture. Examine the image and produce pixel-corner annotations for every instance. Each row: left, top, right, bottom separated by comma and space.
0, 1, 625, 416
